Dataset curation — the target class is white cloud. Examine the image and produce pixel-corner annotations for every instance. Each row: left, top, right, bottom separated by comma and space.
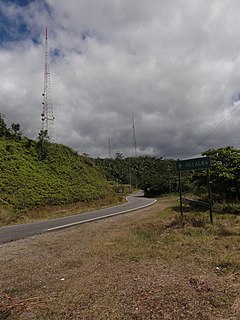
1, 0, 240, 157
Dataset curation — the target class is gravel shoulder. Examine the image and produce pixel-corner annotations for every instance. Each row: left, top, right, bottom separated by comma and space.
0, 197, 239, 320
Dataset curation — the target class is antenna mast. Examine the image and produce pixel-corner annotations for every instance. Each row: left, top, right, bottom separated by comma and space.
41, 27, 55, 141
108, 137, 112, 158
132, 112, 137, 157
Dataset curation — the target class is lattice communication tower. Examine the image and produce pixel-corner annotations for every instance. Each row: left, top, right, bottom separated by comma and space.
41, 27, 55, 141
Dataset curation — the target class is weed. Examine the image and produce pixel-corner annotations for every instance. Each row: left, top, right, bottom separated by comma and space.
167, 215, 185, 228
216, 225, 235, 236
190, 216, 206, 227
216, 261, 237, 270
167, 213, 206, 229
214, 203, 240, 215
134, 228, 157, 243
182, 228, 204, 237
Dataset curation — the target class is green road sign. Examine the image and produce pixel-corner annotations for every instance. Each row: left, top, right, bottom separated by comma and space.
176, 157, 211, 172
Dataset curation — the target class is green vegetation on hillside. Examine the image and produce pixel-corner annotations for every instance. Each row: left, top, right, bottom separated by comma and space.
0, 137, 114, 221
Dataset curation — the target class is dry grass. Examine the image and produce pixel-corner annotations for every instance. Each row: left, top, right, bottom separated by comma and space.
0, 198, 239, 319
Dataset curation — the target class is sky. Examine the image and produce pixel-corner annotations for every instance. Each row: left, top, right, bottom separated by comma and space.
1, 0, 240, 159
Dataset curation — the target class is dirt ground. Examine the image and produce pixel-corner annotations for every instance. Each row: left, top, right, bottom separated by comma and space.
0, 198, 239, 319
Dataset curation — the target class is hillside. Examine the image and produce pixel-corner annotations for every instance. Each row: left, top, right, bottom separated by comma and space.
0, 137, 114, 223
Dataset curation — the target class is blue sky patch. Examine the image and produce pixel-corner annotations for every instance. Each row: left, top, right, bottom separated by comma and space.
50, 47, 65, 62
0, 11, 30, 43
3, 0, 35, 7
0, 0, 51, 44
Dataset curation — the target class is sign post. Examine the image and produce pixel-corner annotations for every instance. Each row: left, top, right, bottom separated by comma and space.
207, 169, 213, 224
176, 157, 212, 223
178, 172, 183, 216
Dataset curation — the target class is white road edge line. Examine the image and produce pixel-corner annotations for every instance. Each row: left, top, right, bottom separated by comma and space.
46, 199, 156, 232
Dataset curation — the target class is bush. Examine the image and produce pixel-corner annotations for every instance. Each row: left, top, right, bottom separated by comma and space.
214, 203, 240, 215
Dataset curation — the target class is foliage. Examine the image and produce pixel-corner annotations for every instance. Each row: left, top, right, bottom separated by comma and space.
0, 138, 113, 219
213, 203, 240, 215
0, 113, 22, 140
95, 155, 181, 196
0, 114, 8, 137
192, 146, 240, 203
10, 123, 22, 140
36, 130, 50, 160
97, 146, 240, 204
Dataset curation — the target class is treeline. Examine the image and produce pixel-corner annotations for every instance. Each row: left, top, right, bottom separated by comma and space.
95, 146, 240, 204
0, 113, 22, 140
95, 153, 180, 196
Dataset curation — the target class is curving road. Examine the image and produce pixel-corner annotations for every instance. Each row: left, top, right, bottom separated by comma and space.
0, 191, 156, 244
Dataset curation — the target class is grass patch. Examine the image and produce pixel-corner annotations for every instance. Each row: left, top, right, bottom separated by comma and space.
215, 224, 237, 237
112, 206, 240, 269
214, 203, 240, 215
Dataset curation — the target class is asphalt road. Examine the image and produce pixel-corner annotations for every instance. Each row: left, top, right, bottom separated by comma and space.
0, 192, 156, 244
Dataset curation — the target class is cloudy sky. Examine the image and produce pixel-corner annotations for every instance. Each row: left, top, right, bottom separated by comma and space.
1, 0, 240, 159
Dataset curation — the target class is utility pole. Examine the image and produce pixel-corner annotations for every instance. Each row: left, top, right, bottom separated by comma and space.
108, 137, 112, 158
41, 27, 55, 141
131, 112, 137, 188
132, 112, 137, 157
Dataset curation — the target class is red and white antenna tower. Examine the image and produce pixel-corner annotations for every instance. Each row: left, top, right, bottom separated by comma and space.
41, 27, 55, 141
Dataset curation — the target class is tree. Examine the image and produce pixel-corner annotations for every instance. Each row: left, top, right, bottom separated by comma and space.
10, 123, 22, 140
0, 115, 22, 140
36, 130, 50, 160
95, 155, 179, 195
0, 113, 7, 137
193, 146, 240, 203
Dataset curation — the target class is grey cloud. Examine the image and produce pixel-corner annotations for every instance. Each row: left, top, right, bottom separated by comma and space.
1, 0, 240, 158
